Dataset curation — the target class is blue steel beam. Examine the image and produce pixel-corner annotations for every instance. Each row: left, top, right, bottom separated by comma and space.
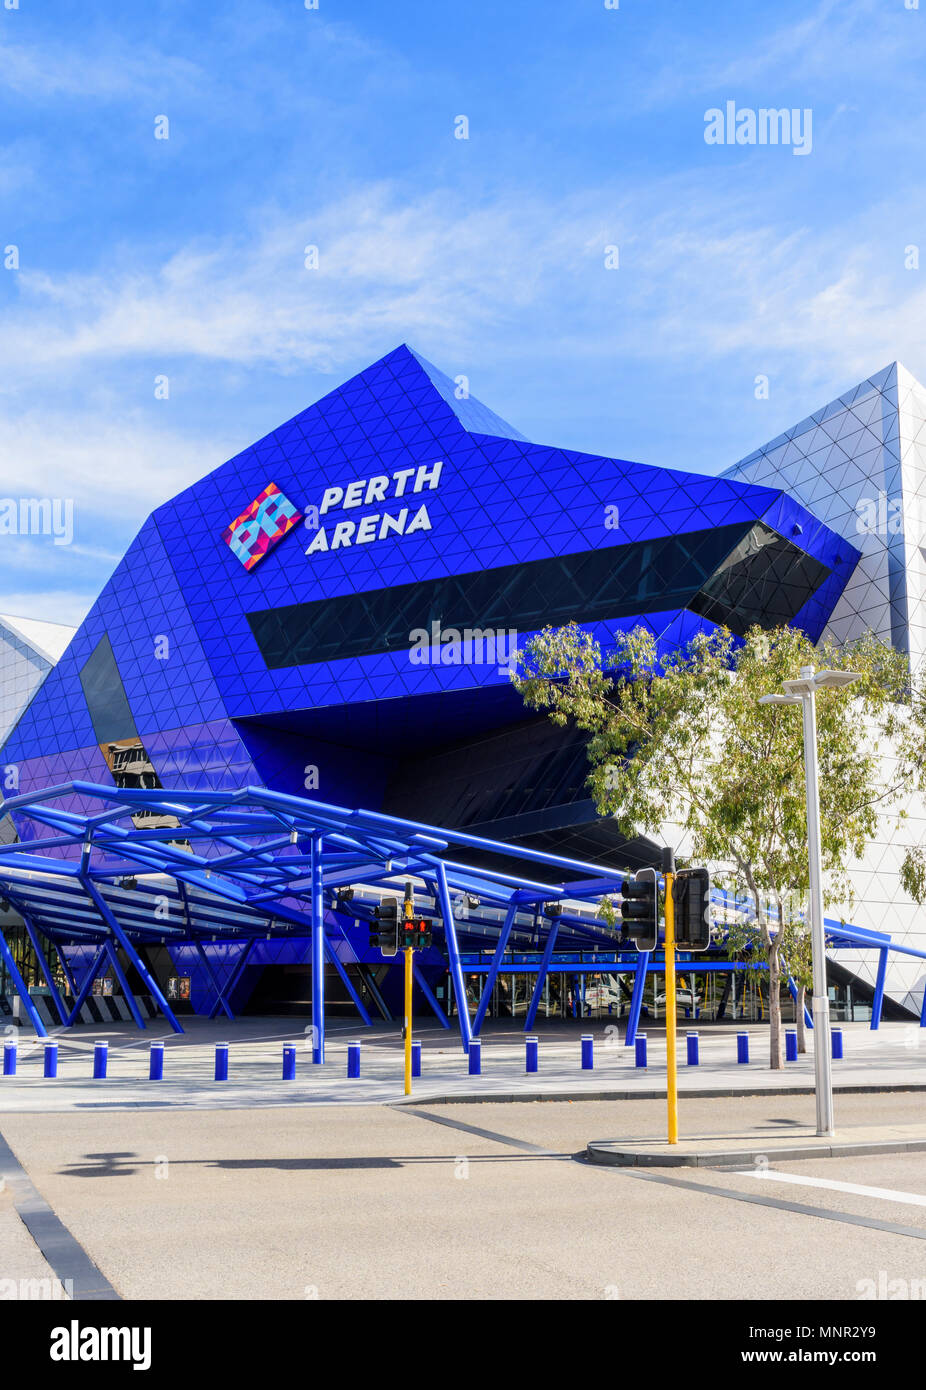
412, 963, 450, 1028
524, 917, 562, 1032
0, 927, 48, 1036
311, 834, 325, 1063
323, 938, 372, 1027
81, 878, 184, 1034
66, 945, 108, 1026
871, 947, 888, 1032
208, 939, 254, 1020
103, 940, 146, 1030
194, 939, 235, 1021
472, 899, 519, 1037
624, 953, 650, 1046
20, 914, 69, 1025
432, 861, 473, 1052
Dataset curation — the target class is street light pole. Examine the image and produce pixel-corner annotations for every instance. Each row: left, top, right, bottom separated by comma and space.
759, 664, 862, 1139
796, 666, 834, 1138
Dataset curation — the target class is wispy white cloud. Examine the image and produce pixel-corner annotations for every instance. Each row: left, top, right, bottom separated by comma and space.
0, 34, 204, 102
641, 0, 921, 105
1, 177, 923, 396
0, 407, 228, 511
0, 588, 96, 628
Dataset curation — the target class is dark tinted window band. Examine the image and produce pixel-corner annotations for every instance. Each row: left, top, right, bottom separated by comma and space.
246, 522, 830, 670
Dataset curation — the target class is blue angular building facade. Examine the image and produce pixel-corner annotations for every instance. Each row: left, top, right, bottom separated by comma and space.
0, 345, 864, 1015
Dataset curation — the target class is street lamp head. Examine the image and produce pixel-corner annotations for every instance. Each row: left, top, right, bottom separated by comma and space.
813, 669, 863, 690
782, 676, 816, 696
758, 693, 801, 706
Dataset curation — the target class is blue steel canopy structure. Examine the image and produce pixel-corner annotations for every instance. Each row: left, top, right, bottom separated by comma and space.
0, 781, 634, 1052
2, 782, 926, 1051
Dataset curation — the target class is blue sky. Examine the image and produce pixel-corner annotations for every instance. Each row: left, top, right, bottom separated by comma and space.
1, 0, 925, 624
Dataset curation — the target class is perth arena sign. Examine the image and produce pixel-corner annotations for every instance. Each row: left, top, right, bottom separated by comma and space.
223, 461, 443, 570
306, 459, 443, 553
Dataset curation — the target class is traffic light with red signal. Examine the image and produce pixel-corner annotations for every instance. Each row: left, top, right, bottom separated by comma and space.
400, 918, 432, 949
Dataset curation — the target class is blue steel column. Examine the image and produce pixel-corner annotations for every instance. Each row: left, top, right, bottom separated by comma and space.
20, 915, 69, 1025
324, 937, 372, 1026
65, 944, 108, 1026
412, 963, 450, 1028
0, 929, 48, 1037
472, 898, 519, 1037
311, 834, 325, 1063
624, 952, 650, 1046
54, 944, 80, 1002
524, 916, 561, 1032
207, 939, 253, 1020
103, 941, 147, 1029
870, 947, 888, 1032
433, 862, 473, 1051
194, 938, 235, 1021
81, 879, 183, 1033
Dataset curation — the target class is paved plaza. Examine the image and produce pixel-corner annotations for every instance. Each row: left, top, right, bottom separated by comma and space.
1, 1016, 924, 1112
5, 1016, 926, 1305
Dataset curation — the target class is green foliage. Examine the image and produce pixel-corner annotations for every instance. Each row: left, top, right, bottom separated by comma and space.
512, 621, 912, 1064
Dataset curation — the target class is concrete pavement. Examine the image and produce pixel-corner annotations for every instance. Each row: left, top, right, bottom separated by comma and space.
4, 1091, 926, 1300
2, 1016, 925, 1112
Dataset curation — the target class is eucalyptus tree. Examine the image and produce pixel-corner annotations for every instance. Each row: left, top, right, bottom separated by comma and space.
512, 622, 910, 1067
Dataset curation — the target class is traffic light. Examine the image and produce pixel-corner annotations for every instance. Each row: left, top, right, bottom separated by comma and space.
672, 867, 712, 951
620, 867, 659, 950
400, 918, 433, 950
369, 896, 400, 954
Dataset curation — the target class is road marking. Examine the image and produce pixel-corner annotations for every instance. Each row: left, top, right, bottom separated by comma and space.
396, 1106, 567, 1155
611, 1166, 926, 1240
0, 1128, 120, 1299
740, 1167, 926, 1208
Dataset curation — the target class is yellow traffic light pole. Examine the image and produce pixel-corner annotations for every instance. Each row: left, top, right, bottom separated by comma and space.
404, 945, 413, 1096
664, 867, 678, 1145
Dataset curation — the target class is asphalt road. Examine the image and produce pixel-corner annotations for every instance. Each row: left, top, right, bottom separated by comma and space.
4, 1090, 926, 1301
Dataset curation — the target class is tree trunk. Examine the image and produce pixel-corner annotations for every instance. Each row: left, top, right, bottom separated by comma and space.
796, 984, 807, 1053
768, 944, 783, 1069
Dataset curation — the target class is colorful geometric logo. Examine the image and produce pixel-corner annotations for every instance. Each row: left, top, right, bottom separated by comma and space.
223, 483, 302, 571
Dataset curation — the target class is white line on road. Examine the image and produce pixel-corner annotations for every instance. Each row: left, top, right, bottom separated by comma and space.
740, 1168, 926, 1208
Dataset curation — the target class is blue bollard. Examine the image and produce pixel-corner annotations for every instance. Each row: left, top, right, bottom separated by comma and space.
93, 1040, 108, 1079
149, 1042, 164, 1081
215, 1042, 229, 1081
785, 1029, 798, 1062
411, 1040, 421, 1078
581, 1035, 594, 1070
525, 1036, 539, 1073
635, 1033, 647, 1068
737, 1031, 749, 1064
468, 1039, 482, 1075
832, 1028, 843, 1060
3, 1041, 16, 1076
44, 1042, 58, 1078
282, 1044, 296, 1080
347, 1041, 361, 1078
686, 1031, 699, 1066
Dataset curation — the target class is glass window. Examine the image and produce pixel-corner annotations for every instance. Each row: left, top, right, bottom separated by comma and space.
247, 522, 829, 670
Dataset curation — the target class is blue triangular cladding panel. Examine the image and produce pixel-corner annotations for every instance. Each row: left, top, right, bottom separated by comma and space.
2, 344, 861, 799
0, 517, 224, 765
141, 718, 257, 795
234, 719, 393, 808
151, 343, 854, 728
